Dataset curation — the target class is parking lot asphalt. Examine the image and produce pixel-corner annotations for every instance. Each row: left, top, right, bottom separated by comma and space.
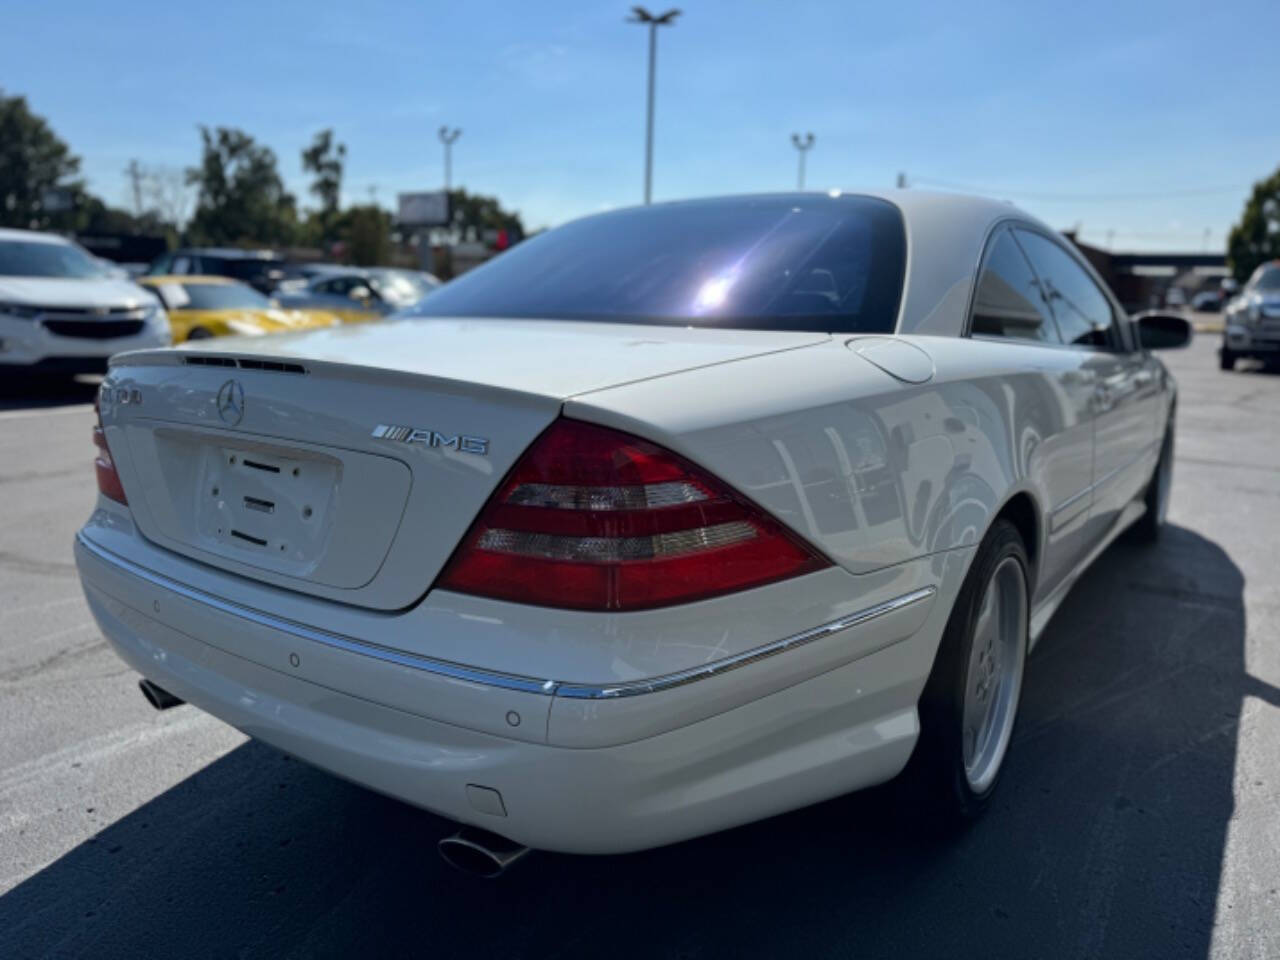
1, 334, 1278, 960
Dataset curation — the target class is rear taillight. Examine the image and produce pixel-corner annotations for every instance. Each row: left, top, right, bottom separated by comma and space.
93, 397, 127, 504
437, 419, 829, 611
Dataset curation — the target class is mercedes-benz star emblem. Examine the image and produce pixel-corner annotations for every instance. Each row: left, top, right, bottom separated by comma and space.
216, 379, 245, 426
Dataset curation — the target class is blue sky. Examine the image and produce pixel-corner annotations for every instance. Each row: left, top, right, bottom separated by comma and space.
4, 0, 1277, 250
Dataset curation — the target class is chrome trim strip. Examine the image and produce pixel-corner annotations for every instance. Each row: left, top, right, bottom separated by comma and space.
76, 533, 936, 701
555, 585, 937, 699
76, 533, 557, 697
1049, 488, 1090, 535
1050, 439, 1158, 531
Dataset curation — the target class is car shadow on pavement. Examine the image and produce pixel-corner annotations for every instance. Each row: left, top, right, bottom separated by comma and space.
0, 374, 100, 412
3, 524, 1277, 960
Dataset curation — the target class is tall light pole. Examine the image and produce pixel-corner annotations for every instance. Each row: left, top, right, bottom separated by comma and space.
438, 126, 462, 192
628, 6, 680, 205
790, 133, 815, 190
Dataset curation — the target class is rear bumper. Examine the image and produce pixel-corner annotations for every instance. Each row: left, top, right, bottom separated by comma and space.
75, 528, 956, 854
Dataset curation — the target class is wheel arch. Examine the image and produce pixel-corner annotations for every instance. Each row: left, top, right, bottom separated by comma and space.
989, 489, 1041, 594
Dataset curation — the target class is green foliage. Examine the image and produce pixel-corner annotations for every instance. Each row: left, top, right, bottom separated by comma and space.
0, 90, 83, 229
302, 130, 345, 218
1, 92, 526, 265
185, 126, 298, 246
79, 196, 167, 236
341, 204, 393, 266
448, 188, 524, 238
1228, 167, 1280, 283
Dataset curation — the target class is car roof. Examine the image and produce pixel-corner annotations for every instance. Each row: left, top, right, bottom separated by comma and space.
172, 248, 283, 260
850, 189, 1057, 337
0, 227, 71, 245
139, 275, 240, 286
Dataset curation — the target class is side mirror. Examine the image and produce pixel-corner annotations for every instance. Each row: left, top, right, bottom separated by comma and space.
348, 285, 373, 303
1133, 311, 1192, 350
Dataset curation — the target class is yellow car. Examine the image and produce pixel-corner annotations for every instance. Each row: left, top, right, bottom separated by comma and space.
138, 276, 341, 342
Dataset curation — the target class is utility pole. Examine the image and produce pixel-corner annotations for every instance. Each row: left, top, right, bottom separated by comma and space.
790, 133, 815, 190
438, 127, 462, 192
1203, 227, 1212, 252
896, 171, 908, 189
628, 7, 681, 204
125, 159, 143, 217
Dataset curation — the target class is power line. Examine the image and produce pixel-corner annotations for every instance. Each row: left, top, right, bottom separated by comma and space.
908, 176, 1245, 203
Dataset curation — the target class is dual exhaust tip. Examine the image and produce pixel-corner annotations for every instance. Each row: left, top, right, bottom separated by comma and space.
136, 678, 529, 877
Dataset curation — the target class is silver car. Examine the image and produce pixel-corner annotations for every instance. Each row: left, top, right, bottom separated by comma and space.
276, 268, 439, 321
1221, 262, 1280, 370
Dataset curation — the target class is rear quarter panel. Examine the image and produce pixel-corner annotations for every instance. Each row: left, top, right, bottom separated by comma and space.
566, 335, 1095, 601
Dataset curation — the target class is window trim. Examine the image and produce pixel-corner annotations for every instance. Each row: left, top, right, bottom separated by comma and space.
1009, 225, 1131, 354
962, 218, 1134, 355
963, 222, 1065, 347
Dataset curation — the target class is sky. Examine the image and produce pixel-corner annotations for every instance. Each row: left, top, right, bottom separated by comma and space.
4, 0, 1278, 251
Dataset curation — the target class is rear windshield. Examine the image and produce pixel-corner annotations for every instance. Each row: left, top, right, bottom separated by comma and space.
210, 258, 278, 280
406, 195, 906, 333
155, 282, 270, 311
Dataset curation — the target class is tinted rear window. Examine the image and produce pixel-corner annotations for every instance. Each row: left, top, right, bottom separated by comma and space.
407, 195, 906, 333
181, 283, 270, 310
206, 258, 278, 280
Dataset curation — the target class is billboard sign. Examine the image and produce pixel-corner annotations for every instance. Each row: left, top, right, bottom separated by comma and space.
398, 191, 450, 227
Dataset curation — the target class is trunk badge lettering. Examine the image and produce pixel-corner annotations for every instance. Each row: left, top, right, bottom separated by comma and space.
372, 424, 489, 456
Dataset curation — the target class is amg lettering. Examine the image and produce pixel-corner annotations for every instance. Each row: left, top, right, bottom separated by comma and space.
373, 424, 489, 456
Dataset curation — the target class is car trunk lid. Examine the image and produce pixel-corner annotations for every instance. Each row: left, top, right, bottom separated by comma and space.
101, 318, 827, 610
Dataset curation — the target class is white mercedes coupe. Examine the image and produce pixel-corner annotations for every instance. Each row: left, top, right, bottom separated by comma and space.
75, 191, 1191, 876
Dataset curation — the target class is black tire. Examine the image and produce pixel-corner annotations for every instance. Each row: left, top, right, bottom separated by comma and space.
1219, 347, 1235, 371
905, 519, 1030, 824
1132, 420, 1174, 543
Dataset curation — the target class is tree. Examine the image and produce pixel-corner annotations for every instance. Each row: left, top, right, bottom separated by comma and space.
1227, 167, 1280, 283
447, 188, 524, 242
0, 90, 84, 229
185, 126, 298, 246
341, 204, 392, 266
301, 129, 345, 240
141, 165, 194, 232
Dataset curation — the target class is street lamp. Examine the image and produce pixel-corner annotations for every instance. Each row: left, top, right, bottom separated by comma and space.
628, 6, 680, 205
791, 133, 815, 190
438, 126, 462, 192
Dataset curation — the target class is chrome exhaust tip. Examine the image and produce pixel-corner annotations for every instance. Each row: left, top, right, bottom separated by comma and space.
138, 678, 184, 711
438, 827, 531, 879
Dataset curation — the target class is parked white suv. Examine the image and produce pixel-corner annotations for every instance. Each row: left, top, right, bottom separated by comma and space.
0, 228, 170, 373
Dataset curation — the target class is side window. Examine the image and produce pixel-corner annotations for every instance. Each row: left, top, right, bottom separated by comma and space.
171, 256, 192, 275
1014, 230, 1116, 348
148, 254, 172, 275
970, 228, 1061, 344
317, 278, 350, 296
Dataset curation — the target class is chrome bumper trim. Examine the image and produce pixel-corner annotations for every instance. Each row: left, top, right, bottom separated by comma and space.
556, 586, 936, 699
76, 532, 935, 701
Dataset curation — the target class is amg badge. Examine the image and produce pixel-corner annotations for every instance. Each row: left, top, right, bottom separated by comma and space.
372, 424, 489, 456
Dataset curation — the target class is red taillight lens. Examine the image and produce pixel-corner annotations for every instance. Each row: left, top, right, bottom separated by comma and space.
437, 419, 829, 611
93, 398, 127, 504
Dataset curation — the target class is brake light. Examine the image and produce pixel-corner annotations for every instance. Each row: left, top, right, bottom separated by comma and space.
437, 419, 828, 611
93, 396, 127, 504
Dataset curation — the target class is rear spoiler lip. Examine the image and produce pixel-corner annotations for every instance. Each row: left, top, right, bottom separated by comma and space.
104, 347, 568, 408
